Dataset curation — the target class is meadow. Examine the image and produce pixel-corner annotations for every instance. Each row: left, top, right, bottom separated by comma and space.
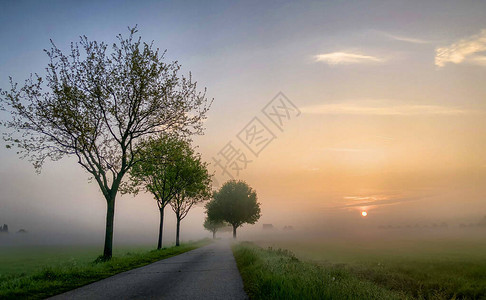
0, 239, 210, 299
235, 233, 486, 299
233, 242, 403, 300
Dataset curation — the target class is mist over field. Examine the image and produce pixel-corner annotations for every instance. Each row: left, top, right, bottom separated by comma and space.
1, 129, 486, 247
1, 1, 486, 255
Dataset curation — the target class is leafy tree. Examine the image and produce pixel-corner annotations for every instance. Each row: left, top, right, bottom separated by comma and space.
0, 27, 211, 259
169, 142, 212, 246
206, 180, 261, 239
203, 217, 228, 239
125, 135, 189, 249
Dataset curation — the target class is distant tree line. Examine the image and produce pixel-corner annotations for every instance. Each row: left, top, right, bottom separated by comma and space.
0, 224, 28, 234
378, 216, 486, 230
378, 222, 449, 230
459, 216, 486, 228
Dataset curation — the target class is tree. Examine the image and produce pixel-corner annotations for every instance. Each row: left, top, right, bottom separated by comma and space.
206, 180, 261, 239
0, 27, 211, 259
170, 146, 212, 246
203, 217, 228, 239
125, 135, 188, 249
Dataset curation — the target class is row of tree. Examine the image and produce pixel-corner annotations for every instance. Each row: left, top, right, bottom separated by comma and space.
128, 141, 262, 247
0, 27, 211, 259
125, 135, 211, 248
0, 26, 263, 257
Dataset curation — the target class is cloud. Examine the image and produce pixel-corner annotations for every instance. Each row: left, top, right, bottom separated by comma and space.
341, 195, 420, 208
469, 55, 486, 66
344, 195, 387, 202
435, 29, 486, 67
300, 100, 472, 116
314, 52, 384, 65
328, 194, 422, 210
373, 135, 395, 141
381, 32, 431, 44
323, 148, 373, 153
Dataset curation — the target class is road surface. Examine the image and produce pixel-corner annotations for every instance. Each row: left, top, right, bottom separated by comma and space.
50, 240, 248, 300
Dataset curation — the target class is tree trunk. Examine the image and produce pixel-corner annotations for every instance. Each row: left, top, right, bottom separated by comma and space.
157, 207, 165, 250
233, 225, 237, 239
176, 218, 181, 246
212, 230, 216, 239
103, 196, 116, 259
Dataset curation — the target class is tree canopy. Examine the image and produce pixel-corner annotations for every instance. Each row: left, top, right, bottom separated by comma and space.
169, 144, 212, 245
206, 180, 261, 238
0, 27, 211, 258
203, 217, 228, 239
126, 134, 195, 249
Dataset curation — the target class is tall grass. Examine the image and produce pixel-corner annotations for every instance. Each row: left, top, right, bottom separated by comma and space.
232, 242, 404, 300
255, 238, 486, 299
0, 239, 210, 299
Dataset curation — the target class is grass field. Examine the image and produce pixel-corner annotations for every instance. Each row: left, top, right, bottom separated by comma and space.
0, 239, 211, 299
233, 242, 403, 299
0, 245, 148, 275
247, 236, 486, 299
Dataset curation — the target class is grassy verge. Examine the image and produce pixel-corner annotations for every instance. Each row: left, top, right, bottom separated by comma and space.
232, 242, 404, 300
0, 239, 211, 299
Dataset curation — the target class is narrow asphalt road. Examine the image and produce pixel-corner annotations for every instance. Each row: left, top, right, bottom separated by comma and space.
49, 239, 248, 300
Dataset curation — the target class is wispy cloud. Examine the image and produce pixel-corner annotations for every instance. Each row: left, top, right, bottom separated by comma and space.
314, 52, 384, 65
323, 148, 373, 153
341, 195, 420, 208
468, 55, 486, 66
328, 194, 421, 210
300, 100, 473, 116
380, 32, 431, 44
344, 195, 389, 203
373, 135, 395, 141
435, 29, 486, 67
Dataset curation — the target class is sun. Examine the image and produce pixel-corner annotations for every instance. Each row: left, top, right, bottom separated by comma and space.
361, 211, 368, 217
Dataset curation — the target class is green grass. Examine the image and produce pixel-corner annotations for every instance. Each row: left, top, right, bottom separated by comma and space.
232, 242, 404, 300
253, 238, 486, 299
0, 239, 211, 299
1, 246, 132, 275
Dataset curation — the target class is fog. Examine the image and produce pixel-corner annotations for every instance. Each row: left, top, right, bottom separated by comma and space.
0, 153, 208, 247
2, 1, 486, 250
1, 146, 485, 248
1, 127, 486, 247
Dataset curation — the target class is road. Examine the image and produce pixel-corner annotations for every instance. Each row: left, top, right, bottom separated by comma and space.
50, 240, 248, 300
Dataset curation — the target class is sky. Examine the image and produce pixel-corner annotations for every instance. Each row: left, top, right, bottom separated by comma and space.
1, 0, 486, 246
